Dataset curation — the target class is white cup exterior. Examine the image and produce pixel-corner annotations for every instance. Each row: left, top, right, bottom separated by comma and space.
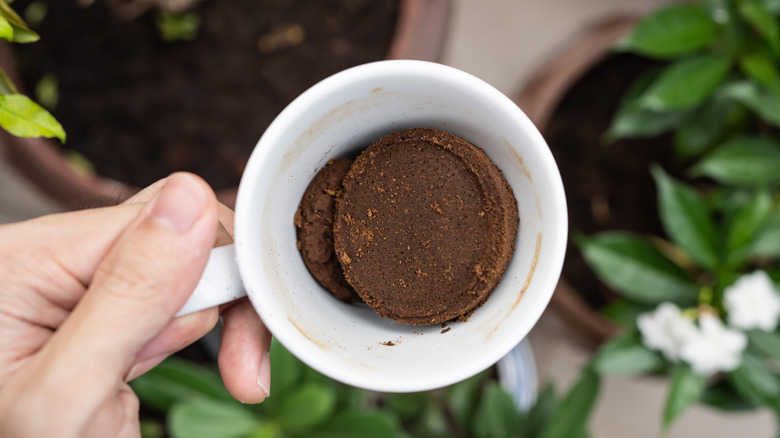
233, 60, 567, 393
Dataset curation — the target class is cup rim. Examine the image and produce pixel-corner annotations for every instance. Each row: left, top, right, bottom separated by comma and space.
234, 60, 567, 391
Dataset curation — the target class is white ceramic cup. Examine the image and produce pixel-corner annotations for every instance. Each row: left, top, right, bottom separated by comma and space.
179, 60, 568, 393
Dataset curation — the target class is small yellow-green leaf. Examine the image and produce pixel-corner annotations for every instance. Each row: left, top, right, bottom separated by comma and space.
0, 0, 38, 43
0, 16, 12, 40
0, 94, 64, 142
639, 54, 732, 111
0, 67, 18, 95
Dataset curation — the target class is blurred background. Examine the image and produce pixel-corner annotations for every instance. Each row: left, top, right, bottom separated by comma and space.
0, 0, 775, 436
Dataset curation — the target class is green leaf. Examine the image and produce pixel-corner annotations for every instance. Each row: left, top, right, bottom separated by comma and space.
639, 54, 731, 111
727, 353, 780, 406
592, 333, 665, 376
617, 4, 717, 58
168, 398, 262, 438
472, 382, 523, 438
577, 232, 698, 306
0, 16, 12, 40
674, 97, 737, 160
725, 189, 772, 266
662, 364, 707, 430
34, 74, 57, 109
539, 369, 600, 438
701, 380, 758, 412
749, 210, 780, 258
521, 383, 557, 437
266, 338, 303, 414
692, 137, 780, 187
308, 411, 398, 438
0, 0, 38, 43
130, 357, 234, 412
739, 49, 780, 89
446, 369, 490, 431
740, 0, 780, 53
747, 330, 780, 361
604, 63, 687, 142
602, 299, 652, 327
0, 67, 18, 95
720, 80, 780, 127
277, 383, 336, 434
652, 166, 719, 270
0, 94, 64, 142
384, 392, 428, 421
762, 0, 780, 13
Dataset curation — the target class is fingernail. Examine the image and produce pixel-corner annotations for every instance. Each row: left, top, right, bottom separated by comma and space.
151, 173, 207, 232
125, 353, 170, 382
258, 353, 271, 399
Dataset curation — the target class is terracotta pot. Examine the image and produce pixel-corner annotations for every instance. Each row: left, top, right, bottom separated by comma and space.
515, 16, 641, 348
1, 0, 451, 210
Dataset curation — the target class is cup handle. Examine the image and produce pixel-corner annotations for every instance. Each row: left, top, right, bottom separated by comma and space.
176, 244, 247, 316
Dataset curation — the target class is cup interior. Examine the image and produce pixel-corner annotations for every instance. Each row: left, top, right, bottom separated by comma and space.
234, 60, 567, 392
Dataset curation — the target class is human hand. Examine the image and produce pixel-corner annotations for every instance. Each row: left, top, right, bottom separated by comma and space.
0, 173, 271, 438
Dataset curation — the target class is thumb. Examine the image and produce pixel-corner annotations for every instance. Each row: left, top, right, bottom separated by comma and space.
35, 173, 218, 416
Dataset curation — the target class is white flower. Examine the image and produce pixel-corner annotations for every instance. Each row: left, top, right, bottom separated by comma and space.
724, 270, 780, 332
637, 303, 698, 361
679, 314, 747, 376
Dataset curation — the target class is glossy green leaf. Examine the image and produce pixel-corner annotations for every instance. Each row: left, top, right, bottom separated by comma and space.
727, 353, 780, 406
639, 55, 731, 111
578, 232, 698, 305
662, 364, 707, 430
740, 0, 780, 53
720, 81, 780, 127
277, 383, 336, 434
539, 368, 600, 438
692, 137, 780, 187
168, 398, 262, 438
749, 211, 780, 258
521, 383, 557, 437
747, 330, 780, 361
592, 333, 665, 376
308, 411, 398, 438
739, 50, 780, 89
674, 97, 737, 160
130, 357, 233, 412
0, 0, 38, 42
617, 4, 716, 58
652, 166, 719, 270
725, 189, 772, 266
472, 382, 523, 438
0, 94, 64, 141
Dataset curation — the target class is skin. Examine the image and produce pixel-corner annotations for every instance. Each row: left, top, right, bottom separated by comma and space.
0, 173, 271, 438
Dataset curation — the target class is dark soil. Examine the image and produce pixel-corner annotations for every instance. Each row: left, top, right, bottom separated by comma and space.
13, 0, 397, 190
544, 53, 680, 309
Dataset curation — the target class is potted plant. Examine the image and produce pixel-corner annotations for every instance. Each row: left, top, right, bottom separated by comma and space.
521, 0, 780, 432
131, 340, 596, 438
2, 0, 451, 209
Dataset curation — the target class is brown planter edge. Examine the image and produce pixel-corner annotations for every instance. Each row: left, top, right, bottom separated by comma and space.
1, 0, 452, 211
515, 16, 641, 348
